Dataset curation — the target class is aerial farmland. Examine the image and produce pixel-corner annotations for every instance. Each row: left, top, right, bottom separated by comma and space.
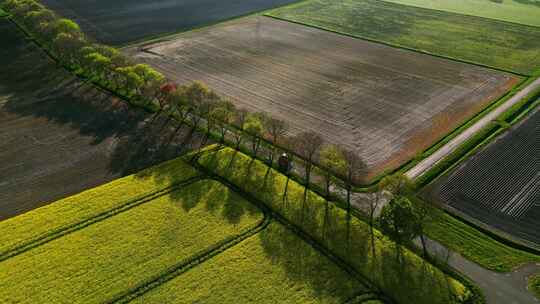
40, 0, 300, 45
427, 107, 540, 247
1, 0, 539, 303
125, 16, 517, 179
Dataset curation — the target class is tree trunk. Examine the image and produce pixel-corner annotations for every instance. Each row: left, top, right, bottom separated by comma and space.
420, 233, 428, 258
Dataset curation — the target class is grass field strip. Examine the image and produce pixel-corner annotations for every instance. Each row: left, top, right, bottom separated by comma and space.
0, 176, 203, 262
107, 211, 271, 304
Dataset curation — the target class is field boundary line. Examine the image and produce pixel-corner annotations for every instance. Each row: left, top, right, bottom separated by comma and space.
0, 176, 204, 262
342, 291, 382, 304
191, 159, 390, 303
408, 78, 540, 181
419, 109, 540, 252
117, 0, 307, 49
436, 200, 540, 254
106, 211, 272, 304
3, 11, 516, 194
195, 148, 487, 304
263, 14, 529, 77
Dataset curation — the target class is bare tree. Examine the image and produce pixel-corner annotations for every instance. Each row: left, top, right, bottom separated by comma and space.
232, 108, 249, 149
341, 148, 366, 211
244, 112, 267, 158
265, 117, 288, 165
295, 131, 324, 188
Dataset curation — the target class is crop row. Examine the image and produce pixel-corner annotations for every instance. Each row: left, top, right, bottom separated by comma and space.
433, 108, 540, 245
0, 156, 199, 258
0, 180, 264, 303
127, 222, 369, 304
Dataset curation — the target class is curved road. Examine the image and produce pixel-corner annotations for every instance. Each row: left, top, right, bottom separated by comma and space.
417, 238, 539, 304
405, 77, 540, 303
406, 77, 540, 180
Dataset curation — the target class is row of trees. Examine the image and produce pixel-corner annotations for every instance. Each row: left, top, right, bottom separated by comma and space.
3, 0, 369, 191
4, 0, 168, 108
5, 0, 437, 266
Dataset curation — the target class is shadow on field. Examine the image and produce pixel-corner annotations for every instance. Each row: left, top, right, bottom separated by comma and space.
513, 0, 540, 8
0, 18, 208, 219
198, 149, 463, 304
1, 37, 206, 176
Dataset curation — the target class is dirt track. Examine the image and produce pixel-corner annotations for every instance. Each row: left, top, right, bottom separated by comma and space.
0, 19, 205, 220
125, 16, 518, 180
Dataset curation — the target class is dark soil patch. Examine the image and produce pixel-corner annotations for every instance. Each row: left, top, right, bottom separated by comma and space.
41, 0, 299, 45
0, 19, 207, 220
426, 107, 540, 247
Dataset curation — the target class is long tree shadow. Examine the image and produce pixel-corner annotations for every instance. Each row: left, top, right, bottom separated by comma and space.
0, 18, 209, 219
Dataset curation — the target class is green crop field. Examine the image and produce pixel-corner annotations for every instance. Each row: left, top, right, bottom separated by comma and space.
131, 222, 367, 304
268, 0, 540, 75
0, 180, 264, 303
383, 0, 540, 27
197, 147, 470, 304
0, 157, 199, 257
419, 199, 540, 272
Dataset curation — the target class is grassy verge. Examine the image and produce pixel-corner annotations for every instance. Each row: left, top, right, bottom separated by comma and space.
0, 157, 198, 258
0, 7, 7, 17
415, 82, 540, 188
267, 0, 540, 75
0, 180, 264, 303
197, 147, 472, 304
529, 274, 540, 299
130, 222, 367, 304
415, 197, 540, 272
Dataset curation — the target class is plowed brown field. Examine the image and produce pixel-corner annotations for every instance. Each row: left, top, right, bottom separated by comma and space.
0, 19, 205, 220
124, 16, 518, 179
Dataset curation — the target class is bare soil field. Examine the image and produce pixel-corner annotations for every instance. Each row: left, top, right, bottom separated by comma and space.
426, 107, 540, 247
125, 16, 518, 180
0, 19, 206, 220
41, 0, 299, 45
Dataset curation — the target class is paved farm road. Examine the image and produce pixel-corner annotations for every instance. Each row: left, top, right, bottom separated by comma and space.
416, 238, 540, 304
406, 77, 540, 180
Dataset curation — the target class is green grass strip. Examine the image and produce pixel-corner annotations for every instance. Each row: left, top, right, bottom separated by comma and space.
0, 180, 264, 304
128, 222, 367, 304
0, 157, 198, 257
417, 198, 540, 272
529, 273, 540, 299
0, 8, 8, 17
267, 0, 540, 75
416, 82, 540, 188
197, 147, 471, 304
381, 0, 540, 28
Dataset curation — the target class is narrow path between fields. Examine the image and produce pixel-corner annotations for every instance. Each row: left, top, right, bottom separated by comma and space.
415, 237, 540, 304
406, 77, 540, 180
